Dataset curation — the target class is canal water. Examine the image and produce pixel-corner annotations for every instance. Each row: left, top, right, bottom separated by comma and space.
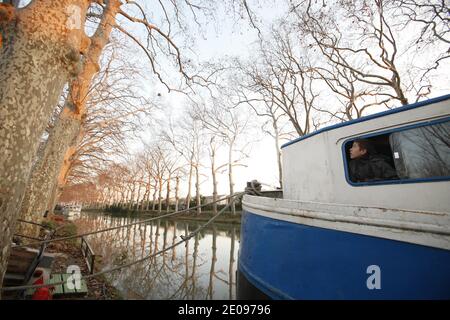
76, 213, 240, 300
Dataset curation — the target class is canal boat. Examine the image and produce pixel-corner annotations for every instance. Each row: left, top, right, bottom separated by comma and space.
237, 94, 450, 299
62, 203, 82, 221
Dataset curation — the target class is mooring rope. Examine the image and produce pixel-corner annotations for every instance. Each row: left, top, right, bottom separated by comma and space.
1, 192, 244, 292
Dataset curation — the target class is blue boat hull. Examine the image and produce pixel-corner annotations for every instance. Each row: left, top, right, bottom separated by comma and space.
237, 210, 450, 299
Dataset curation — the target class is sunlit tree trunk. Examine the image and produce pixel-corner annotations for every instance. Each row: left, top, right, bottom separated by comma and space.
0, 0, 90, 289
18, 0, 121, 235
46, 180, 59, 215
18, 106, 81, 236
53, 145, 76, 206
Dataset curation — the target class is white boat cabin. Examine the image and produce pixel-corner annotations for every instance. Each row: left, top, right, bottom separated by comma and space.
281, 95, 450, 213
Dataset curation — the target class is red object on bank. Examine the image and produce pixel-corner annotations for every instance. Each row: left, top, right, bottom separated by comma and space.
31, 276, 53, 300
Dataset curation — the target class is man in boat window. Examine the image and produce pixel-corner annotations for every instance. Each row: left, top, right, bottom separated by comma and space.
348, 139, 398, 183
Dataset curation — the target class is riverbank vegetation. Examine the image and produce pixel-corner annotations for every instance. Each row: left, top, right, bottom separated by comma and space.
83, 204, 243, 224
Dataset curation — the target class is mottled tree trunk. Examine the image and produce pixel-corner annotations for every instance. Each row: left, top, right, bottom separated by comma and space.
49, 147, 76, 211
18, 106, 81, 236
0, 0, 90, 291
46, 180, 59, 215
17, 0, 120, 236
54, 144, 77, 202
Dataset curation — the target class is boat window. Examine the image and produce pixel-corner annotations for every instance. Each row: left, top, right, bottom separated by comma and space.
345, 133, 398, 183
390, 121, 450, 179
344, 119, 450, 184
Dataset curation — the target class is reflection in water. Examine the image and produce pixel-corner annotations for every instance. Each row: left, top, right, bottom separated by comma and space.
75, 213, 240, 300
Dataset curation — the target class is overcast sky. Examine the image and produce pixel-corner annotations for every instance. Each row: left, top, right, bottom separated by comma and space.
131, 2, 290, 195
124, 1, 449, 197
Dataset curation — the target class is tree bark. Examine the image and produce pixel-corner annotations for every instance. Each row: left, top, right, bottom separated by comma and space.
195, 164, 201, 215
210, 144, 218, 215
0, 0, 90, 291
228, 142, 236, 215
51, 145, 77, 209
17, 106, 81, 236
165, 174, 171, 213
158, 176, 163, 213
174, 176, 180, 212
145, 183, 151, 211
272, 117, 283, 189
185, 158, 194, 209
228, 226, 236, 299
135, 183, 141, 211
152, 183, 157, 211
127, 184, 135, 211
18, 0, 121, 236
46, 179, 59, 215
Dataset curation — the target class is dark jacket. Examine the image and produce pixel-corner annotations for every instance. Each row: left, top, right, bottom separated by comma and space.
349, 154, 398, 183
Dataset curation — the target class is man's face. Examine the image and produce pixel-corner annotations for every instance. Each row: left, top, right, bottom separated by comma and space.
349, 142, 367, 159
